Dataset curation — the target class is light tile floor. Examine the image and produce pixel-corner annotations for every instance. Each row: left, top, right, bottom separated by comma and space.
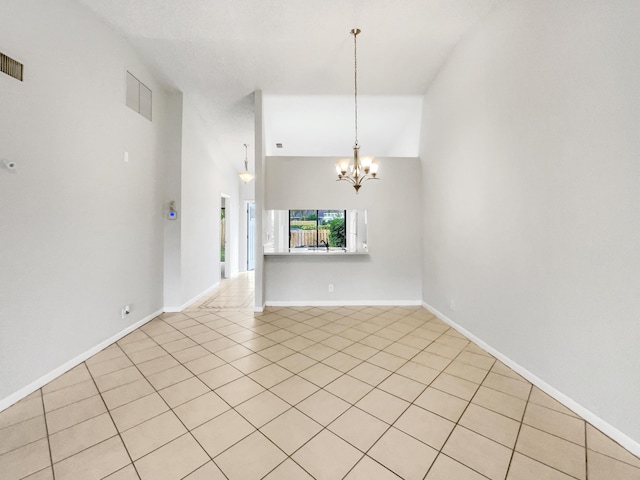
1, 273, 640, 479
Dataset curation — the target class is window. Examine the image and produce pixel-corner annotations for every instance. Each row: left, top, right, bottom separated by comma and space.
262, 210, 367, 255
289, 210, 346, 250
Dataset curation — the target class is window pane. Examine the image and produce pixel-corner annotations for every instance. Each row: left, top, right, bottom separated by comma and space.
290, 210, 317, 248
319, 210, 346, 248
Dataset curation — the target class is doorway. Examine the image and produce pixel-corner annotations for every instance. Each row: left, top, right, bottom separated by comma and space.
247, 202, 255, 271
220, 195, 230, 278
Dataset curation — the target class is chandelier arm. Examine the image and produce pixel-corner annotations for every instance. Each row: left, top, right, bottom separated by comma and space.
337, 176, 356, 186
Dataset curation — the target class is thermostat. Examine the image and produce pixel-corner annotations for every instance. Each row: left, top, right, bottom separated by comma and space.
168, 201, 178, 220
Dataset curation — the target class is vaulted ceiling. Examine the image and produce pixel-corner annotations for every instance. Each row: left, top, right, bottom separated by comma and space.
75, 0, 505, 168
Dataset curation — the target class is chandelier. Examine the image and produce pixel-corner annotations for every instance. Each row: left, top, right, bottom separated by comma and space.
335, 28, 380, 193
238, 143, 255, 183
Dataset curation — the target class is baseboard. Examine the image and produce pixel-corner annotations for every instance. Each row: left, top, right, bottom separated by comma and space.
265, 299, 423, 307
422, 301, 640, 458
0, 308, 162, 414
163, 282, 220, 313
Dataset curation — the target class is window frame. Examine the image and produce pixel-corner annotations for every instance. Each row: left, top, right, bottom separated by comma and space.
288, 209, 347, 249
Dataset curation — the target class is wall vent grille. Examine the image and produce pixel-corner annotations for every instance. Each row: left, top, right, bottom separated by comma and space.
126, 71, 152, 121
1, 52, 23, 81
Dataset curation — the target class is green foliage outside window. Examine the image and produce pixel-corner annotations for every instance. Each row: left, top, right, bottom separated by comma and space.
328, 217, 346, 247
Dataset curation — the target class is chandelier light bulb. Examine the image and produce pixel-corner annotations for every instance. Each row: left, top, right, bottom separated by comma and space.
337, 158, 350, 176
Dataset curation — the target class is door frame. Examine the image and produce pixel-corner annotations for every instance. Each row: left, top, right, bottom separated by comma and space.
246, 201, 255, 271
221, 193, 231, 279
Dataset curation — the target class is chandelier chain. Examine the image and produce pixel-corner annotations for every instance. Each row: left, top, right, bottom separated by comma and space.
353, 29, 358, 146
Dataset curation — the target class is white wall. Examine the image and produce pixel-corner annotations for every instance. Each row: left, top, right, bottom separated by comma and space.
174, 94, 242, 308
254, 91, 266, 308
162, 93, 184, 309
263, 95, 423, 158
0, 0, 174, 402
420, 0, 640, 449
264, 156, 422, 305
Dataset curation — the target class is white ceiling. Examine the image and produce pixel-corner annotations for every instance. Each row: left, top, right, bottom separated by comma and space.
75, 0, 505, 168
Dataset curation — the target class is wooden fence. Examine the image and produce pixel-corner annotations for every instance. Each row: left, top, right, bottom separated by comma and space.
290, 229, 329, 247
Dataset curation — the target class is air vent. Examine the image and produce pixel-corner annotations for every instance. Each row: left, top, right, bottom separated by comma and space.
276, 143, 283, 148
1, 52, 23, 81
126, 71, 152, 121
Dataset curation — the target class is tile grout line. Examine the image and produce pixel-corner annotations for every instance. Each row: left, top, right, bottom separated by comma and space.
85, 359, 144, 480
39, 388, 56, 480
502, 388, 591, 479
112, 331, 230, 479
420, 344, 496, 480
585, 416, 589, 480
503, 381, 533, 480
0, 409, 52, 460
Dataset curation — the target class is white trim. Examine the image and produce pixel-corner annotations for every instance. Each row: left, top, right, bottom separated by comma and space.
163, 282, 219, 312
0, 308, 162, 413
265, 300, 422, 307
422, 301, 640, 458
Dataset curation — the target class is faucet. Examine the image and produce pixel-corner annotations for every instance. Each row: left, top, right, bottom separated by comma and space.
320, 240, 329, 251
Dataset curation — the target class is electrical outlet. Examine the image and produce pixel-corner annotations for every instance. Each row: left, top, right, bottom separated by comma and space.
121, 305, 131, 319
328, 284, 334, 293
